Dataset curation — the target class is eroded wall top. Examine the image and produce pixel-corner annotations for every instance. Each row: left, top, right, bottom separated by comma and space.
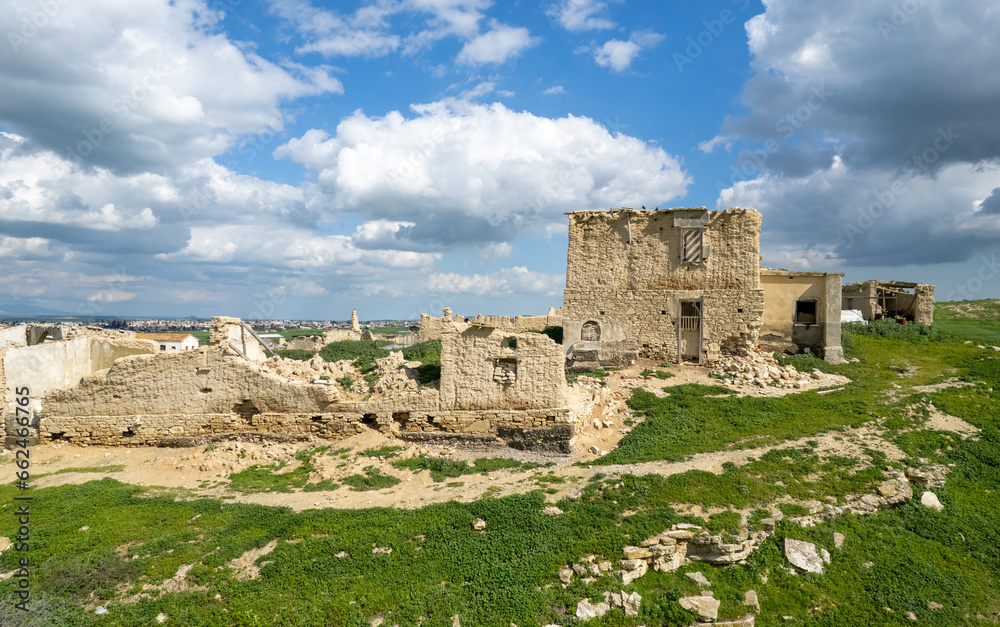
566, 208, 761, 292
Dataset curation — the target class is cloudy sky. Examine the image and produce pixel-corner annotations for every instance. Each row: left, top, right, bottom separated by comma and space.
1, 0, 998, 320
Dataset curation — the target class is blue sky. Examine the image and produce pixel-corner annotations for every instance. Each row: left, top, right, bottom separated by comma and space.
1, 0, 999, 321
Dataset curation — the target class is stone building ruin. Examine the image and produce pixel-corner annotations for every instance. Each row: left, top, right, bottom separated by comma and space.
20, 317, 573, 451
842, 280, 935, 325
561, 207, 846, 366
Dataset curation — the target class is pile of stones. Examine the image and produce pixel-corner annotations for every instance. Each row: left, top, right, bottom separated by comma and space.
710, 351, 815, 388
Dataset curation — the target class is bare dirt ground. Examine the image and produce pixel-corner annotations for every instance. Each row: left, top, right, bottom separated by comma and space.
16, 360, 974, 515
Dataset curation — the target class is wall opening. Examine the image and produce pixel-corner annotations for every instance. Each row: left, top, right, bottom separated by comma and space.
232, 400, 260, 421
581, 321, 601, 341
795, 300, 818, 324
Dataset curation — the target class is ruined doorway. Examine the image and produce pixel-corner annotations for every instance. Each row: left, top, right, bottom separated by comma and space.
678, 300, 702, 364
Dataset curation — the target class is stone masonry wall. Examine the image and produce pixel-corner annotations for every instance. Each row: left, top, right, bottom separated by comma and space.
37, 335, 573, 447
439, 323, 567, 411
565, 208, 761, 292
563, 289, 764, 362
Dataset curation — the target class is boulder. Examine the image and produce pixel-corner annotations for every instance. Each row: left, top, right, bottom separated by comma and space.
784, 538, 825, 574
575, 599, 610, 621
679, 596, 720, 621
921, 491, 944, 512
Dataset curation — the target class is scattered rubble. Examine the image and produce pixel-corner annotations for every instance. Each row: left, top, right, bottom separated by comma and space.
710, 351, 813, 389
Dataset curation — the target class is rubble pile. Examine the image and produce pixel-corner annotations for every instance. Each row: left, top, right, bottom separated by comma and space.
710, 351, 814, 388
261, 355, 359, 385
371, 352, 423, 394
174, 440, 300, 474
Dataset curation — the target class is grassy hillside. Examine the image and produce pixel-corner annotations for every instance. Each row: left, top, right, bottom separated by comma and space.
934, 299, 1000, 343
3, 325, 1000, 625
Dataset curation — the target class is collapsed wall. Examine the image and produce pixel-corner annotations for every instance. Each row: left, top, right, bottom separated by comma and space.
842, 280, 935, 325
33, 318, 574, 450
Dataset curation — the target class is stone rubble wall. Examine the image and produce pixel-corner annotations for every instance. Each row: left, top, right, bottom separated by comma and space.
438, 322, 568, 411
565, 208, 761, 292
563, 288, 764, 363
35, 323, 574, 447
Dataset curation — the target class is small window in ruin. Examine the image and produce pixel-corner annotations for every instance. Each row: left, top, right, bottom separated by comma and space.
507, 336, 517, 349
493, 357, 517, 385
159, 344, 166, 351
681, 228, 704, 264
796, 300, 818, 324
581, 321, 601, 341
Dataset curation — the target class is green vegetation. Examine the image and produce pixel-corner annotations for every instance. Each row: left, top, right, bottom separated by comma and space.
336, 375, 354, 389
51, 464, 126, 476
275, 348, 317, 361
341, 466, 402, 491
393, 455, 542, 482
189, 330, 209, 346
9, 305, 1000, 625
402, 339, 442, 384
934, 299, 1000, 343
320, 340, 390, 373
227, 446, 330, 493
362, 445, 405, 459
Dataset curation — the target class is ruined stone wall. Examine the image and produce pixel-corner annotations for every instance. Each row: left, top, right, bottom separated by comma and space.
0, 325, 27, 347
439, 323, 567, 411
565, 208, 761, 292
563, 289, 763, 363
419, 308, 562, 342
914, 284, 935, 325
209, 316, 269, 361
3, 337, 157, 407
322, 329, 362, 343
35, 334, 574, 447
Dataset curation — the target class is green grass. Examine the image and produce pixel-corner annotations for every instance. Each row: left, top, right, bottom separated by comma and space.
393, 455, 542, 482
10, 312, 1000, 625
320, 340, 390, 373
402, 339, 442, 384
341, 466, 402, 491
51, 464, 126, 475
189, 330, 209, 346
362, 445, 405, 459
275, 348, 317, 361
934, 299, 1000, 344
227, 446, 330, 494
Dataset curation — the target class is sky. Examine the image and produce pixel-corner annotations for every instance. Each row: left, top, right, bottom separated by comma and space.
1, 0, 999, 321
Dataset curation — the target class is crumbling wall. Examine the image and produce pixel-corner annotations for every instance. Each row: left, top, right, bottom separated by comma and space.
34, 319, 574, 448
914, 284, 935, 325
209, 316, 269, 361
3, 337, 157, 406
438, 323, 567, 411
562, 208, 764, 364
565, 208, 761, 292
0, 325, 28, 347
322, 329, 362, 343
842, 280, 935, 325
420, 307, 562, 342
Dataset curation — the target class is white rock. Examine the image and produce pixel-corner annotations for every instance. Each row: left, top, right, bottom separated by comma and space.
921, 491, 944, 512
678, 596, 720, 621
575, 599, 610, 620
784, 538, 825, 574
623, 591, 641, 617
